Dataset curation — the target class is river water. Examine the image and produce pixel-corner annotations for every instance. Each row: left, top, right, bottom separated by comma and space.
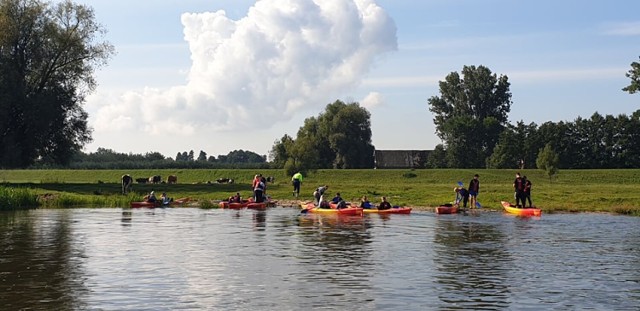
1, 207, 639, 310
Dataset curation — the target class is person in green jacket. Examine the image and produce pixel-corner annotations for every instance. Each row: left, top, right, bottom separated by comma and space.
291, 172, 303, 197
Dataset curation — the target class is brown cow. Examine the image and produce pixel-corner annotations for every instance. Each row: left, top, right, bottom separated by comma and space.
167, 175, 177, 184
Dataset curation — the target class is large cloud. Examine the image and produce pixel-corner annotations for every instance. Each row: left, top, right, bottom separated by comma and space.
93, 0, 397, 135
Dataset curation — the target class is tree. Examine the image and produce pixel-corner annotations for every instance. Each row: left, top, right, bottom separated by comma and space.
428, 65, 512, 168
536, 143, 559, 182
318, 100, 374, 168
0, 0, 114, 167
269, 134, 294, 168
425, 144, 447, 168
623, 56, 640, 94
197, 150, 207, 161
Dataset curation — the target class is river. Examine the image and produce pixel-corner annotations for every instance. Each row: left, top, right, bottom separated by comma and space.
1, 208, 639, 310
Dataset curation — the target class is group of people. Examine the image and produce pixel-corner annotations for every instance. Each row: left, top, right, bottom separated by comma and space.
513, 172, 533, 208
310, 183, 394, 210
453, 174, 480, 209
145, 191, 173, 205
452, 173, 534, 209
252, 174, 268, 203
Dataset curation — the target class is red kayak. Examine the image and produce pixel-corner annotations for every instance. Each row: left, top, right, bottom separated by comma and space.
130, 197, 190, 208
219, 199, 274, 209
435, 204, 458, 214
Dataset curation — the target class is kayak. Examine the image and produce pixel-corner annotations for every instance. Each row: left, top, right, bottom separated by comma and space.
301, 203, 363, 216
363, 207, 412, 214
130, 197, 190, 208
219, 200, 250, 209
502, 201, 542, 217
435, 204, 458, 214
220, 199, 274, 209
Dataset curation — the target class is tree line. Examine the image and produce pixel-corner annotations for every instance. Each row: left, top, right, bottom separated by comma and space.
53, 148, 269, 169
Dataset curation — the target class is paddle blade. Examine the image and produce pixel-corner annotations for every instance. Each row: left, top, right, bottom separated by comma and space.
457, 181, 464, 187
476, 201, 482, 208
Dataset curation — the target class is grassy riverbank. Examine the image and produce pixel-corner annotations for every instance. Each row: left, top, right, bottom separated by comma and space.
1, 169, 639, 214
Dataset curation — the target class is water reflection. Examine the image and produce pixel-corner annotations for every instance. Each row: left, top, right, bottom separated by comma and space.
433, 216, 511, 309
0, 210, 88, 310
0, 209, 639, 310
294, 214, 376, 308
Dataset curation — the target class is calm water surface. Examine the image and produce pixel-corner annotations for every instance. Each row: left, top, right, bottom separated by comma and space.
1, 207, 639, 310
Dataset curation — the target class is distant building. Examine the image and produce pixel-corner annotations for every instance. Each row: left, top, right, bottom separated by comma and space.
374, 150, 431, 169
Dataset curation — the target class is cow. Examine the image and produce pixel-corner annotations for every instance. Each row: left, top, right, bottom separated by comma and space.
121, 174, 133, 194
167, 175, 177, 184
216, 178, 234, 184
149, 175, 161, 184
266, 176, 275, 183
136, 178, 148, 184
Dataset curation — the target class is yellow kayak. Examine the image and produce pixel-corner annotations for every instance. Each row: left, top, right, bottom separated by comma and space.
502, 201, 541, 217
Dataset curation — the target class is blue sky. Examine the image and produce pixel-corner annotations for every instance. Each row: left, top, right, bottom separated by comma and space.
71, 0, 639, 159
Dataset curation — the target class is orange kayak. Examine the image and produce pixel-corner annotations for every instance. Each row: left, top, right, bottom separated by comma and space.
502, 201, 541, 217
435, 204, 458, 214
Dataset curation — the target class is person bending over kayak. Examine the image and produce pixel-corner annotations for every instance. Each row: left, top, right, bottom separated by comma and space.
314, 185, 329, 206
378, 196, 392, 210
454, 186, 469, 208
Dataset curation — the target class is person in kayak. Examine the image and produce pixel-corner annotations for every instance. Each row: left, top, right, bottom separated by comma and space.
378, 196, 392, 210
360, 196, 372, 208
146, 191, 157, 203
228, 192, 242, 203
161, 192, 173, 205
318, 195, 331, 209
331, 192, 343, 203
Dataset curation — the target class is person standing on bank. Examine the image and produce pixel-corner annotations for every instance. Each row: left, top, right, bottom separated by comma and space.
513, 172, 525, 208
291, 172, 303, 197
468, 174, 480, 209
523, 176, 533, 208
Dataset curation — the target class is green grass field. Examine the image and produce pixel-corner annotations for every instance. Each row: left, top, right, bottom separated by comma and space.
1, 168, 639, 214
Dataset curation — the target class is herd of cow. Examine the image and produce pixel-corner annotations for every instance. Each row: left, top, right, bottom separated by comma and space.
120, 174, 241, 194
121, 174, 177, 194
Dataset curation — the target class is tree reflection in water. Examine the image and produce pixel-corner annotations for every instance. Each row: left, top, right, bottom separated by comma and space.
0, 210, 89, 310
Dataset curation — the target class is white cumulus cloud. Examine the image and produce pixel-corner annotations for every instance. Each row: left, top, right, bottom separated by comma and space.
93, 0, 397, 136
360, 91, 385, 109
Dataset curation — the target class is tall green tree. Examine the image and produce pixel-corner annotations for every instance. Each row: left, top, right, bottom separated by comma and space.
0, 0, 114, 167
623, 56, 640, 94
318, 100, 374, 168
271, 100, 375, 170
428, 65, 512, 168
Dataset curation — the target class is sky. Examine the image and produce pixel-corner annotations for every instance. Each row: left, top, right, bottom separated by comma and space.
67, 0, 639, 159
